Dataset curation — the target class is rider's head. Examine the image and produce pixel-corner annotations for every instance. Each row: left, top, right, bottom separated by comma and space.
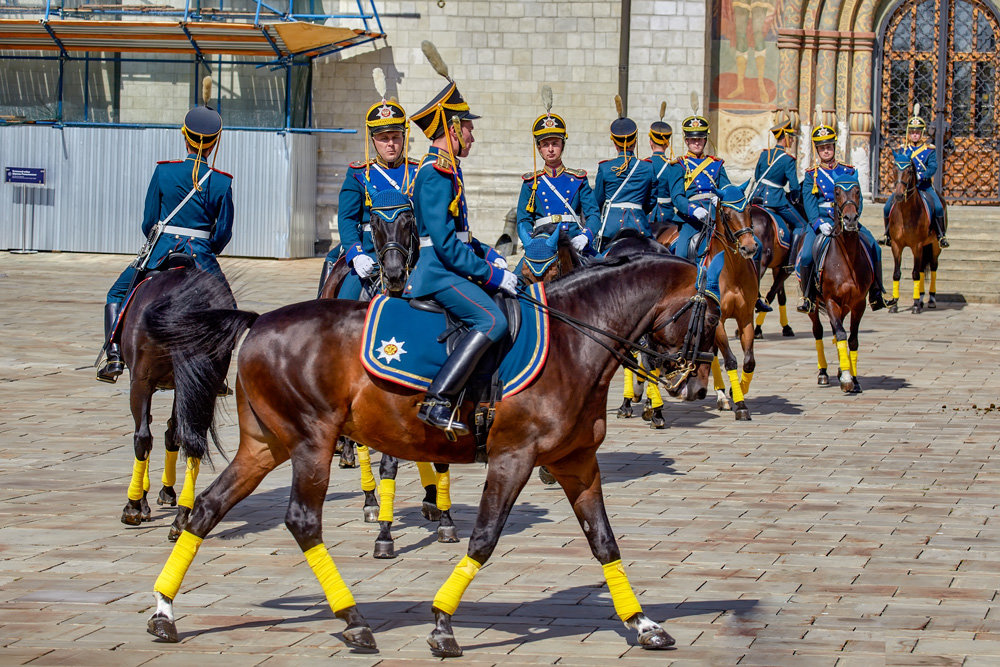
532, 111, 567, 167
681, 115, 710, 156
770, 118, 796, 150
811, 124, 837, 164
181, 81, 222, 189
649, 120, 672, 154
365, 98, 408, 165
906, 115, 927, 145
411, 77, 479, 159
610, 117, 638, 153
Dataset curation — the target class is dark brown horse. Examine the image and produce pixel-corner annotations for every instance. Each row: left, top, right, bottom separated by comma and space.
144, 253, 719, 656
750, 206, 796, 339
887, 150, 944, 314
115, 257, 236, 540
807, 181, 869, 393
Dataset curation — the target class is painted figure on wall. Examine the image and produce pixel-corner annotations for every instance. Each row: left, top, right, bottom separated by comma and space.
714, 0, 779, 106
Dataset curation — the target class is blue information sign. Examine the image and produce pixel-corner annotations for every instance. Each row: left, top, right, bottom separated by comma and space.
5, 167, 46, 185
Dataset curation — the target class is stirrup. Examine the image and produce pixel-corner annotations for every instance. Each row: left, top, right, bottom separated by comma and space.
938, 235, 949, 248
755, 298, 773, 313
96, 358, 125, 383
796, 297, 812, 314
879, 233, 890, 246
417, 397, 469, 441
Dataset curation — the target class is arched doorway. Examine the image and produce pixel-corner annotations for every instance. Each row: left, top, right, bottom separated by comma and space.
876, 0, 1000, 203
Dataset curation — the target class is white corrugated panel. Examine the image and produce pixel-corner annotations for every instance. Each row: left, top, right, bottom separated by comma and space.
0, 125, 316, 258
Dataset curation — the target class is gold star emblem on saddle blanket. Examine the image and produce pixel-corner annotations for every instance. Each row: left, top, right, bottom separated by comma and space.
376, 337, 407, 364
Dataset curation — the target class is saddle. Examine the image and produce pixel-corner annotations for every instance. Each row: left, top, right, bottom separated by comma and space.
112, 252, 198, 345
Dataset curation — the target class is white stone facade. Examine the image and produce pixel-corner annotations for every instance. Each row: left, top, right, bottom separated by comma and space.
312, 0, 711, 250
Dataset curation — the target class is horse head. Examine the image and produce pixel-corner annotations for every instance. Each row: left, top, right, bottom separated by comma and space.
892, 149, 917, 200
833, 175, 862, 233
714, 185, 759, 259
520, 222, 586, 285
648, 281, 720, 402
369, 190, 418, 295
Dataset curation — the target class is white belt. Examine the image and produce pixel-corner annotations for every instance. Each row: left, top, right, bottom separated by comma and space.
760, 179, 782, 188
818, 202, 833, 208
535, 213, 580, 225
361, 223, 371, 232
419, 230, 470, 247
689, 192, 717, 202
163, 225, 210, 240
608, 202, 642, 210
656, 197, 672, 205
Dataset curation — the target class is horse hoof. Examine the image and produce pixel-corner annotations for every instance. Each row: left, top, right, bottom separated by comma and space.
817, 370, 829, 386
753, 325, 763, 340
650, 410, 666, 429
616, 400, 633, 418
849, 381, 863, 394
342, 623, 378, 652
362, 505, 379, 523
373, 540, 396, 559
839, 376, 855, 393
638, 627, 676, 650
427, 630, 463, 658
641, 400, 654, 421
733, 403, 751, 421
911, 304, 923, 314
167, 525, 181, 542
140, 496, 152, 522
121, 504, 142, 526
782, 325, 795, 337
421, 501, 443, 521
147, 613, 178, 643
157, 486, 177, 507
339, 459, 358, 469
437, 525, 460, 543
538, 466, 557, 485
888, 303, 898, 314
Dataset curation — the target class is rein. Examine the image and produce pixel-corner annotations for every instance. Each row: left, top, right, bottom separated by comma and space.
374, 216, 419, 294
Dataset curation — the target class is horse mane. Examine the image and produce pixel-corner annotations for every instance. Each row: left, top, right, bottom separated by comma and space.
547, 253, 689, 300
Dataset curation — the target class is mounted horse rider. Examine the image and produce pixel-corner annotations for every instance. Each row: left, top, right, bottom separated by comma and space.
796, 124, 895, 313
317, 70, 419, 298
647, 102, 675, 235
667, 114, 731, 260
97, 83, 234, 383
590, 95, 657, 252
881, 113, 949, 248
515, 86, 599, 258
749, 116, 807, 253
405, 42, 518, 437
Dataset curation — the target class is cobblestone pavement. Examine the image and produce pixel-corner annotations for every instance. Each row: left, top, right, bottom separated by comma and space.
2, 252, 999, 666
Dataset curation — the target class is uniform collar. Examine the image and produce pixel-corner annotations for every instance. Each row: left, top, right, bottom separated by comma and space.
427, 145, 458, 168
819, 159, 838, 170
375, 154, 405, 169
651, 150, 666, 159
616, 149, 636, 157
684, 151, 706, 160
908, 142, 928, 152
542, 163, 564, 177
773, 145, 787, 154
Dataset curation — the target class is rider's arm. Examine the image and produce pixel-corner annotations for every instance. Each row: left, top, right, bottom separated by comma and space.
642, 163, 657, 214
210, 184, 234, 254
801, 170, 821, 230
716, 162, 732, 189
141, 165, 162, 236
922, 148, 938, 181
515, 178, 537, 247
784, 155, 802, 202
575, 177, 599, 242
667, 162, 692, 217
337, 169, 368, 264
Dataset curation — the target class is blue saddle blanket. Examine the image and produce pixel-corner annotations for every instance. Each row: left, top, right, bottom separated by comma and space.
360, 283, 550, 398
758, 207, 792, 249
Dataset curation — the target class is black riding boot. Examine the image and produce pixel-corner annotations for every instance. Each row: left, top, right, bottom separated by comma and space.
317, 259, 335, 298
797, 261, 815, 313
97, 303, 125, 383
933, 214, 949, 248
417, 331, 494, 437
868, 254, 896, 312
881, 214, 891, 246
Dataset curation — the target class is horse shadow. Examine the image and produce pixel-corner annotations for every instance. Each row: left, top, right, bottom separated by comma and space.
855, 375, 910, 391
598, 451, 681, 484
177, 585, 760, 650
739, 393, 803, 416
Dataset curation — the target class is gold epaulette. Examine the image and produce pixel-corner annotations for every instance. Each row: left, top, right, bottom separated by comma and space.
522, 169, 543, 181
349, 159, 373, 169
564, 167, 587, 178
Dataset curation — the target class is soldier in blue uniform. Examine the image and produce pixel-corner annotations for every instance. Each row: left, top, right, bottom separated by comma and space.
796, 124, 894, 313
516, 95, 599, 255
97, 102, 233, 383
317, 91, 419, 298
405, 64, 518, 436
667, 115, 731, 260
647, 106, 676, 236
748, 117, 806, 250
881, 115, 948, 248
590, 96, 656, 252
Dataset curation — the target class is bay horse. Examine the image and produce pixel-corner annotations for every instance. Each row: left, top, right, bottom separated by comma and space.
887, 150, 943, 314
144, 253, 719, 656
114, 257, 235, 540
807, 180, 869, 393
517, 222, 586, 285
750, 205, 796, 339
318, 203, 456, 558
704, 194, 761, 421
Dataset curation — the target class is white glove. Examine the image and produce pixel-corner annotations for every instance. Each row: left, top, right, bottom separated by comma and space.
352, 254, 375, 279
819, 222, 833, 237
693, 207, 710, 222
492, 256, 508, 270
571, 234, 588, 252
499, 270, 518, 296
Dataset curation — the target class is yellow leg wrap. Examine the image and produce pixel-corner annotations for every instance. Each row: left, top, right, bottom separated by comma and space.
727, 369, 745, 403
143, 455, 151, 493
436, 469, 452, 512
602, 559, 643, 622
127, 457, 147, 501
711, 357, 725, 391
645, 368, 663, 408
930, 271, 937, 293
417, 461, 436, 489
919, 272, 925, 295
815, 340, 827, 369
154, 530, 203, 600
303, 543, 356, 613
755, 311, 766, 327
377, 478, 395, 523
622, 367, 635, 399
740, 371, 754, 396
433, 555, 481, 615
893, 280, 900, 300
357, 445, 376, 493
836, 340, 850, 373
162, 449, 178, 488
778, 304, 789, 327
849, 350, 858, 377
177, 457, 200, 510
912, 279, 921, 300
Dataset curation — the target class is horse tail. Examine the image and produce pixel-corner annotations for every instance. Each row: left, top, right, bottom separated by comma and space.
143, 269, 260, 463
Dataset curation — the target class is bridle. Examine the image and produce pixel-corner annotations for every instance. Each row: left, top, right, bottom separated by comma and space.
372, 208, 419, 293
893, 155, 918, 201
710, 204, 756, 257
833, 186, 861, 234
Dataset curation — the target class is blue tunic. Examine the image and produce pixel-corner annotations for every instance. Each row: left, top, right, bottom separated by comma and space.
667, 153, 730, 259
883, 142, 944, 220
107, 154, 234, 304
515, 165, 600, 247
403, 146, 507, 342
330, 157, 419, 299
648, 152, 675, 228
749, 147, 805, 232
590, 150, 656, 246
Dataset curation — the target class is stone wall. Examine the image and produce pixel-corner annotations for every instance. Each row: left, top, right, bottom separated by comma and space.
311, 0, 711, 251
